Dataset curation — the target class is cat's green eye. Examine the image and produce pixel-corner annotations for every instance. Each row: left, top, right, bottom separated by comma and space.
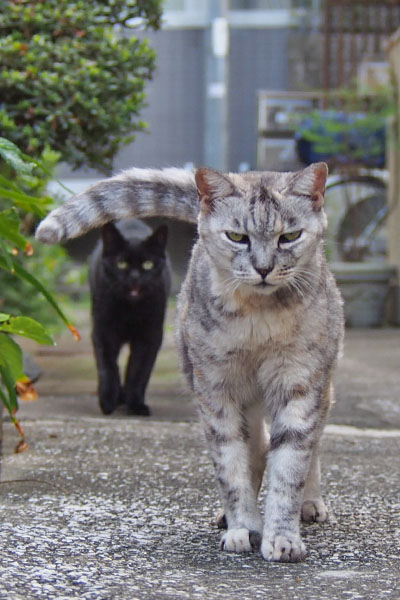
142, 260, 155, 271
279, 230, 302, 244
117, 261, 128, 270
226, 231, 249, 244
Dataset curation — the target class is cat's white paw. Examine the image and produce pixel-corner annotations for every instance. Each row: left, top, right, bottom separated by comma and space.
301, 499, 329, 522
261, 532, 307, 562
220, 528, 261, 553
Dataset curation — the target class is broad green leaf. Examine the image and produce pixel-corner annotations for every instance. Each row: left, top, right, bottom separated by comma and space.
0, 313, 11, 322
0, 332, 24, 382
0, 364, 19, 414
0, 137, 35, 175
0, 316, 54, 345
0, 255, 72, 328
0, 384, 15, 416
0, 185, 51, 217
0, 209, 28, 251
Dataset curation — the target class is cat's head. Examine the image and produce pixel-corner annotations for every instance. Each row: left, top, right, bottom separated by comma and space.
195, 163, 328, 298
101, 222, 168, 301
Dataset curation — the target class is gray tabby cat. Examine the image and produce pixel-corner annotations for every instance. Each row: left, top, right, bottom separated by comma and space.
36, 163, 344, 562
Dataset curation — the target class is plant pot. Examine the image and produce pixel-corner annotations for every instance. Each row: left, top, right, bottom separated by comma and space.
331, 261, 397, 327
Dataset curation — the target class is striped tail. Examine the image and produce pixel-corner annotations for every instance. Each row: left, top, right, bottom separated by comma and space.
36, 167, 199, 244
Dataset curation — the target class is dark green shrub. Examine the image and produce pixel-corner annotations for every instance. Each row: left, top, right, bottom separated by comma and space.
0, 0, 162, 173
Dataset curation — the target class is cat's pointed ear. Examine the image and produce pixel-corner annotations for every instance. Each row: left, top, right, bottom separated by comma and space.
148, 225, 168, 249
195, 167, 236, 213
101, 222, 126, 255
290, 163, 328, 211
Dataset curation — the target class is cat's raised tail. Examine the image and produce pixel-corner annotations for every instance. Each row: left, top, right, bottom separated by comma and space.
36, 167, 199, 244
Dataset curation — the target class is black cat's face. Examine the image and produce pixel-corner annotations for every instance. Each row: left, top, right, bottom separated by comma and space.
101, 223, 168, 301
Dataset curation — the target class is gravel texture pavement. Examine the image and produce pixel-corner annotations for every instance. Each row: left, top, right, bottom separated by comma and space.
0, 316, 399, 600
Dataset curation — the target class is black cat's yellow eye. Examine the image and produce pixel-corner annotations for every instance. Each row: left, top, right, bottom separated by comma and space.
226, 231, 249, 244
117, 261, 128, 269
142, 260, 155, 271
279, 230, 302, 244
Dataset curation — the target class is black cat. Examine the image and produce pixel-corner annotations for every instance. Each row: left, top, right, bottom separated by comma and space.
89, 220, 171, 416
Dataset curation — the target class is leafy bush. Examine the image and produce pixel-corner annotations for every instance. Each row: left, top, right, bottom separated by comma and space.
0, 138, 78, 450
0, 145, 88, 328
1, 240, 88, 330
296, 110, 387, 167
294, 87, 393, 168
0, 0, 162, 173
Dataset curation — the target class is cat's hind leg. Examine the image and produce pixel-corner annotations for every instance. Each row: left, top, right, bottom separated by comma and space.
124, 334, 163, 415
301, 448, 329, 523
301, 383, 333, 523
92, 330, 122, 415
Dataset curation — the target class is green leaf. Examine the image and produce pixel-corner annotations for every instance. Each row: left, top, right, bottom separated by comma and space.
0, 316, 54, 345
0, 332, 24, 382
0, 384, 16, 416
0, 235, 14, 271
0, 185, 51, 217
0, 137, 35, 175
0, 313, 11, 322
26, 156, 74, 196
0, 364, 19, 415
0, 208, 28, 251
0, 173, 21, 192
0, 255, 72, 328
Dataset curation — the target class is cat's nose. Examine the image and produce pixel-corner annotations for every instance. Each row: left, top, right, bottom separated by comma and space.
255, 266, 272, 279
128, 269, 140, 282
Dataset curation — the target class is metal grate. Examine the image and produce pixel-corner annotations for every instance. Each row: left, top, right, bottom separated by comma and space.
323, 0, 400, 89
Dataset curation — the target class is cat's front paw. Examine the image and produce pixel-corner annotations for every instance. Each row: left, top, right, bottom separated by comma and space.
301, 499, 329, 523
261, 531, 306, 562
99, 391, 121, 415
220, 528, 261, 553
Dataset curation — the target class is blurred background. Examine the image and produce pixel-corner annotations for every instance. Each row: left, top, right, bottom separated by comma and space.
57, 0, 400, 328
3, 0, 400, 331
1, 0, 400, 437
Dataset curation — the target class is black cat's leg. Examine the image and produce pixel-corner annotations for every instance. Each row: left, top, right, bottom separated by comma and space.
92, 329, 122, 415
124, 334, 162, 416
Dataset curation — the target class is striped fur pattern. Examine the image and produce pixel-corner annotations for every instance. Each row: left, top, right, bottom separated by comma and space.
36, 168, 198, 243
36, 163, 344, 562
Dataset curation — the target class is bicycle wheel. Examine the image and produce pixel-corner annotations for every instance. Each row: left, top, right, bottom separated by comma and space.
324, 174, 387, 262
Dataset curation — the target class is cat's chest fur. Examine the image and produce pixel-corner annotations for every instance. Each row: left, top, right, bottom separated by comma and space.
180, 252, 302, 354
225, 293, 299, 349
176, 242, 329, 406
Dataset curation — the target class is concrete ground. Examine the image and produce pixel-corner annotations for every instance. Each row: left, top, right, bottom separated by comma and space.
0, 306, 399, 600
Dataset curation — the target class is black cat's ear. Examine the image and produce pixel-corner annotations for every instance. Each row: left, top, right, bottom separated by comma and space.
289, 163, 328, 211
148, 225, 168, 249
195, 167, 236, 214
101, 222, 126, 255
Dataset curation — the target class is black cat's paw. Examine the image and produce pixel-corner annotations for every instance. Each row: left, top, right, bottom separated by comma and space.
98, 384, 123, 415
126, 404, 151, 416
99, 396, 119, 415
